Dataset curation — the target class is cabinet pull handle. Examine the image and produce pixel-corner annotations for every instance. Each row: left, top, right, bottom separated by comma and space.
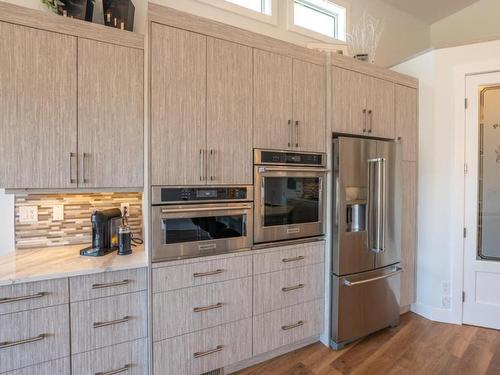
282, 255, 305, 263
82, 152, 90, 183
209, 149, 215, 181
368, 110, 373, 133
69, 152, 76, 184
0, 333, 46, 349
93, 316, 131, 329
363, 109, 367, 132
199, 149, 204, 182
193, 345, 223, 358
95, 364, 131, 375
193, 302, 223, 313
0, 292, 46, 304
281, 283, 305, 292
288, 119, 292, 147
91, 280, 130, 289
295, 120, 299, 148
193, 269, 224, 278
281, 321, 304, 331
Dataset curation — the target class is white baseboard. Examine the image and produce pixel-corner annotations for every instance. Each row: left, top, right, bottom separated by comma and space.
411, 302, 461, 324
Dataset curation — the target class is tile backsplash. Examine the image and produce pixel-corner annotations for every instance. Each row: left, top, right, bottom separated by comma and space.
15, 193, 143, 249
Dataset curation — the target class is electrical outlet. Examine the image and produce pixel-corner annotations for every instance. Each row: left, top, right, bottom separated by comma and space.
442, 296, 451, 309
19, 205, 38, 224
121, 202, 130, 217
441, 281, 450, 295
52, 205, 64, 221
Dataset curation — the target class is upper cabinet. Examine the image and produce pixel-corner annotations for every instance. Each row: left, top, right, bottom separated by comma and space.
395, 84, 418, 162
0, 22, 77, 189
332, 66, 395, 139
254, 50, 326, 153
0, 19, 144, 190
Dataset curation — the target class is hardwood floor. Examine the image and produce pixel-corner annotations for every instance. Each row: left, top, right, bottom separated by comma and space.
234, 312, 500, 375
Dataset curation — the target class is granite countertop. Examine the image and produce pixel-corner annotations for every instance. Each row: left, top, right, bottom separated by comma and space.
0, 244, 147, 286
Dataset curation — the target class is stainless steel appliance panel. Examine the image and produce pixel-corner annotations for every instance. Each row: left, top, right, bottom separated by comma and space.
330, 264, 401, 346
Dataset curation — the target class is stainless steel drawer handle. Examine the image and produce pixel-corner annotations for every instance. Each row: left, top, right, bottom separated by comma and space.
93, 316, 131, 329
95, 364, 131, 375
282, 256, 305, 263
193, 302, 223, 313
161, 205, 251, 214
282, 284, 305, 292
282, 321, 304, 331
343, 266, 403, 287
91, 280, 130, 289
0, 292, 46, 304
193, 269, 224, 278
0, 333, 46, 349
193, 345, 223, 358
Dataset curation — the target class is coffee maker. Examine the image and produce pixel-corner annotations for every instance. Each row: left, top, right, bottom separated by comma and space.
80, 208, 122, 256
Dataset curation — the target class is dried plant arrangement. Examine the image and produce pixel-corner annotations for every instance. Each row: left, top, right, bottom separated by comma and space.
346, 11, 385, 63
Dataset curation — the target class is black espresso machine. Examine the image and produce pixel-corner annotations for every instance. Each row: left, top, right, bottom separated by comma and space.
80, 208, 122, 256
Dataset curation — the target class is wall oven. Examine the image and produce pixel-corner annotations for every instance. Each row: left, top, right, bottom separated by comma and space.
152, 186, 253, 262
254, 149, 327, 244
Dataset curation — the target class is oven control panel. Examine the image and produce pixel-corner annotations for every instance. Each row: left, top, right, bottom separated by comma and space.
159, 187, 249, 203
256, 150, 325, 166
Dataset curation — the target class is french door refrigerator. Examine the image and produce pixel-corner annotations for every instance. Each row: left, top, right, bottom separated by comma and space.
330, 136, 402, 350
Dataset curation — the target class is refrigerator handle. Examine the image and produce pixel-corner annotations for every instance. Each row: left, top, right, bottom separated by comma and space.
367, 158, 386, 253
379, 158, 386, 253
367, 159, 376, 252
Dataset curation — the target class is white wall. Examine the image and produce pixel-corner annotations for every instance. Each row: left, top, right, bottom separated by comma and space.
392, 38, 500, 324
0, 190, 15, 256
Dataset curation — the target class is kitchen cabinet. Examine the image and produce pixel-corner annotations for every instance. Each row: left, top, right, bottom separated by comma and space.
0, 22, 77, 189
396, 84, 418, 162
254, 50, 325, 152
78, 39, 143, 188
332, 66, 395, 139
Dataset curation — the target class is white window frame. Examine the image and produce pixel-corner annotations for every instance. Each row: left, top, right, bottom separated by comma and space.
286, 0, 349, 44
196, 0, 278, 25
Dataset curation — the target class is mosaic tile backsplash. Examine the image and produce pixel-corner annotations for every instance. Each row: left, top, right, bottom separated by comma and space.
15, 193, 143, 249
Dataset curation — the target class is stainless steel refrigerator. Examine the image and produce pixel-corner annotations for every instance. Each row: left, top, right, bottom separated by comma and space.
330, 136, 402, 350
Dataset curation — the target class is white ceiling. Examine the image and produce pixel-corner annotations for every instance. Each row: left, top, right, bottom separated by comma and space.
380, 0, 480, 23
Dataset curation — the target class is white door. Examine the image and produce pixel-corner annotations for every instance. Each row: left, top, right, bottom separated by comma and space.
463, 72, 500, 329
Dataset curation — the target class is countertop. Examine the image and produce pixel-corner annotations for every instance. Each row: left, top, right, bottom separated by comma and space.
0, 244, 147, 286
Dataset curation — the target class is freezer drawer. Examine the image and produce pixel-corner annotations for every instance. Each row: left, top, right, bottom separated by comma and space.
330, 264, 401, 347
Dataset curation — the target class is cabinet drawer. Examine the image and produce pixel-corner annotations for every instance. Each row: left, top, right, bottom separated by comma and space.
3, 357, 70, 375
153, 277, 252, 341
253, 299, 323, 356
254, 263, 324, 315
72, 338, 147, 375
253, 241, 325, 275
70, 268, 147, 302
70, 291, 147, 354
153, 254, 252, 293
0, 278, 68, 315
153, 318, 252, 375
0, 305, 70, 373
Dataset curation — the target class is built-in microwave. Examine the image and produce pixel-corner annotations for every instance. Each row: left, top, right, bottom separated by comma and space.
254, 149, 328, 244
151, 186, 253, 262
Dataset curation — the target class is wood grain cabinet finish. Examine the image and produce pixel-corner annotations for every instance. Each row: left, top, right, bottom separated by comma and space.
253, 263, 324, 315
152, 254, 252, 293
77, 38, 144, 188
72, 338, 147, 375
153, 277, 252, 341
0, 22, 77, 189
70, 291, 147, 354
253, 241, 325, 275
2, 357, 70, 375
396, 85, 418, 162
292, 60, 326, 152
69, 267, 147, 302
253, 299, 323, 356
206, 37, 253, 185
367, 76, 395, 139
151, 23, 206, 186
0, 304, 70, 373
153, 318, 252, 375
0, 278, 68, 315
400, 162, 417, 307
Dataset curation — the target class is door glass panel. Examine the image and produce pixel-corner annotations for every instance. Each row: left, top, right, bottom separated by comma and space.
263, 177, 320, 226
478, 86, 500, 259
163, 215, 246, 244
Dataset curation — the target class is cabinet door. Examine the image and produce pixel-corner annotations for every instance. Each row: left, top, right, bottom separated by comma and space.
293, 60, 326, 152
151, 24, 206, 185
207, 38, 252, 185
253, 49, 293, 150
331, 67, 367, 136
368, 76, 395, 139
78, 39, 143, 188
396, 85, 418, 162
400, 161, 417, 307
0, 22, 77, 189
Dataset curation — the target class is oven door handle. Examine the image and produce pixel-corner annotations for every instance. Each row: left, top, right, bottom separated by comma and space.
161, 205, 252, 214
258, 167, 329, 173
